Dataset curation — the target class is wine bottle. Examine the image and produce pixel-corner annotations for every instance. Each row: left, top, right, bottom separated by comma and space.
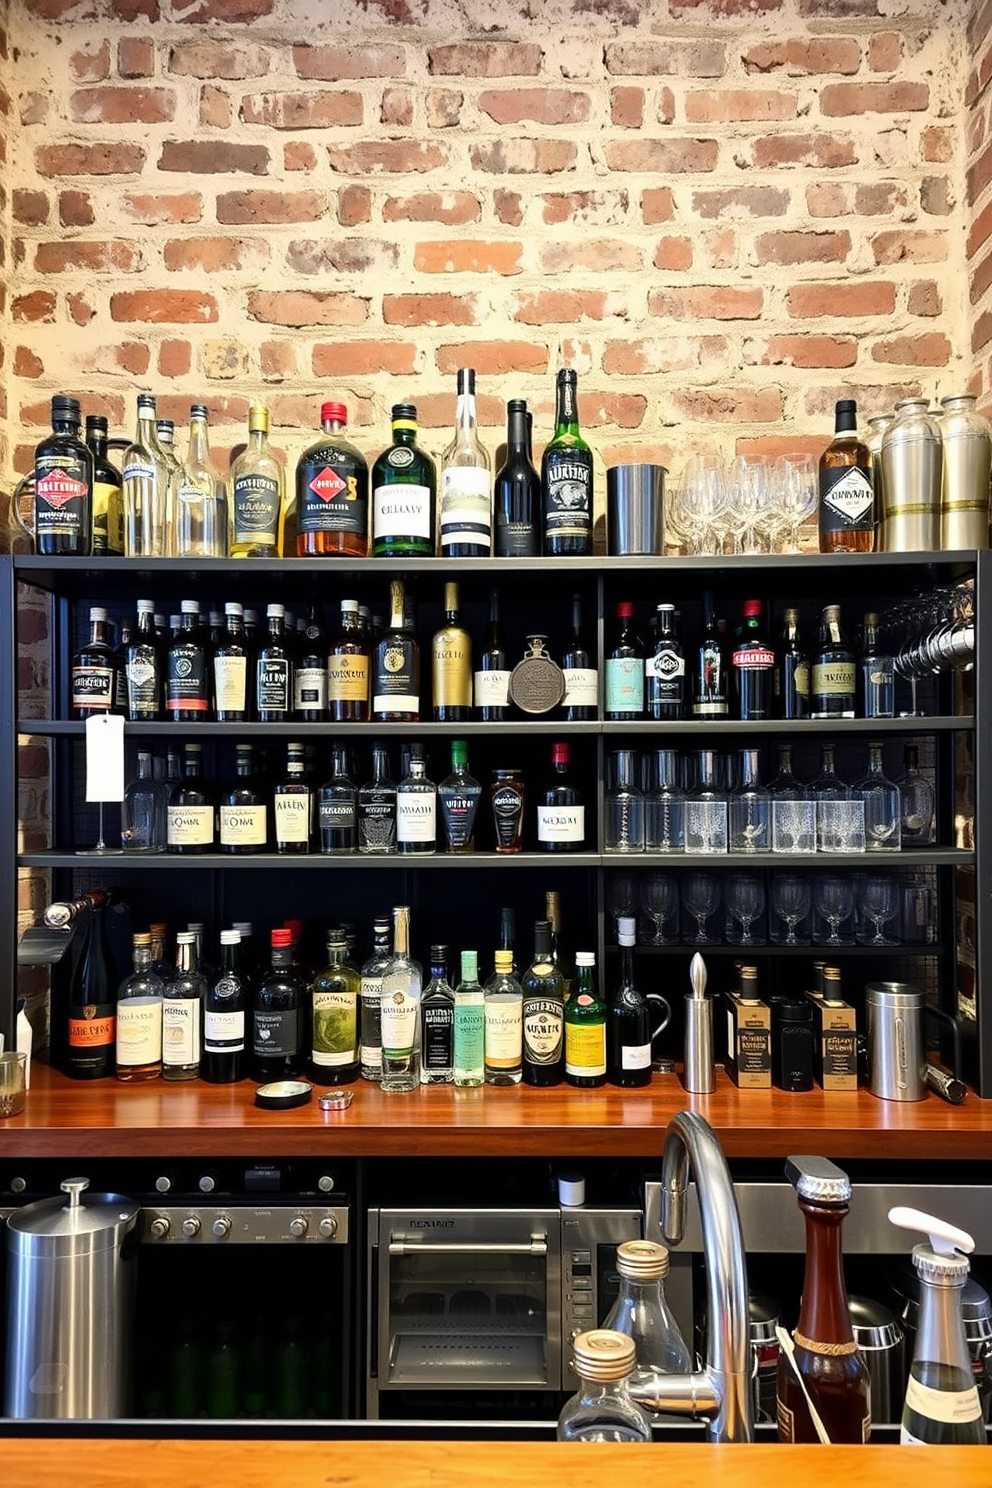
273, 742, 311, 854
775, 607, 809, 721
607, 917, 654, 1088
371, 403, 437, 557
521, 919, 565, 1087
561, 594, 597, 721
605, 602, 644, 720
66, 903, 117, 1079
251, 927, 306, 1081
202, 930, 247, 1085
537, 742, 585, 853
373, 579, 420, 722
439, 368, 492, 556
34, 394, 94, 557
493, 397, 539, 556
85, 413, 124, 556
475, 589, 510, 722
541, 369, 593, 556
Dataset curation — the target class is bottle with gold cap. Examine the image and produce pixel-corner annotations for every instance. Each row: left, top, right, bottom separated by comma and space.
431, 582, 473, 722
557, 1329, 653, 1442
602, 1240, 692, 1401
229, 403, 286, 558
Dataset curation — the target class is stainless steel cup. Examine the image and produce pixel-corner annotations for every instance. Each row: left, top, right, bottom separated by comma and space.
607, 464, 666, 555
865, 981, 926, 1101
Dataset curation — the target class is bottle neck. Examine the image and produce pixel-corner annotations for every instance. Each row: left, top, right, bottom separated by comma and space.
371, 747, 390, 783
796, 1200, 856, 1346
136, 754, 153, 780
137, 407, 158, 443
613, 752, 637, 789
175, 942, 196, 976
89, 618, 111, 646
654, 751, 679, 789
392, 420, 417, 447
235, 756, 253, 779
739, 750, 760, 787
915, 1268, 973, 1372
219, 942, 241, 975
618, 940, 635, 990
393, 913, 410, 958
325, 943, 347, 967
554, 376, 580, 436
574, 964, 597, 998
187, 417, 211, 467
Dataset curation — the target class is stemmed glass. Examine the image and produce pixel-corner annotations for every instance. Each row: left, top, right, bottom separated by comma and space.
682, 871, 722, 944
639, 873, 680, 946
778, 455, 818, 553
607, 873, 637, 940
727, 456, 769, 555
857, 874, 901, 946
725, 874, 766, 946
813, 875, 856, 947
770, 872, 811, 946
678, 454, 728, 555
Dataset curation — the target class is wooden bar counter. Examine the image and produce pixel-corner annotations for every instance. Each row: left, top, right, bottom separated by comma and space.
2, 1062, 991, 1160
3, 1439, 990, 1488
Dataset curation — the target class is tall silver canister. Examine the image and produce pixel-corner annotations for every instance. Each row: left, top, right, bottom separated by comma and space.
880, 398, 942, 552
848, 1295, 905, 1424
4, 1176, 140, 1418
866, 415, 894, 552
939, 393, 991, 550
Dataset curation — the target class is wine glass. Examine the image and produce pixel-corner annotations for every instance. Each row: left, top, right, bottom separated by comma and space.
812, 874, 855, 947
607, 872, 637, 941
778, 455, 818, 553
856, 874, 901, 946
770, 872, 811, 946
725, 873, 766, 946
681, 871, 722, 945
639, 873, 680, 946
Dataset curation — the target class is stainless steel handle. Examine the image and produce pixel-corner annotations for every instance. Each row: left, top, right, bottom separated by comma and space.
388, 1238, 548, 1257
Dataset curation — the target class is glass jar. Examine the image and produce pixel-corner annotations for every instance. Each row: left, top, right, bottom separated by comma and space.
557, 1328, 653, 1443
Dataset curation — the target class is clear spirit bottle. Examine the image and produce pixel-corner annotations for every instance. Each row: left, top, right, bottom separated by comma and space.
122, 749, 168, 853
174, 403, 228, 558
605, 748, 645, 854
897, 744, 935, 847
358, 743, 397, 855
853, 742, 902, 852
318, 744, 358, 854
439, 368, 491, 556
360, 915, 392, 1083
421, 945, 454, 1085
122, 392, 169, 557
557, 1331, 652, 1443
229, 402, 285, 558
484, 949, 523, 1085
380, 905, 423, 1092
396, 746, 437, 855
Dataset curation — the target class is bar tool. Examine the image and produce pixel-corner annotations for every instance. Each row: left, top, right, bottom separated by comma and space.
684, 951, 715, 1093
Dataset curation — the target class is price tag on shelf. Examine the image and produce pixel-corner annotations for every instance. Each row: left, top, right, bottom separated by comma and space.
84, 713, 125, 802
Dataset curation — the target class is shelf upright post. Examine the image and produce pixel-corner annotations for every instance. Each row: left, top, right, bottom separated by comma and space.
969, 549, 991, 1095
0, 557, 17, 1048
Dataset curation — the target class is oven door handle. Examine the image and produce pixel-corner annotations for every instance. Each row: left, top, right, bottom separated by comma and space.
388, 1238, 548, 1256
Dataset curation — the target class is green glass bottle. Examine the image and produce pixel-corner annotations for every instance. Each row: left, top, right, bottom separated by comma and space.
541, 369, 594, 557
371, 403, 437, 557
565, 951, 607, 1088
310, 928, 360, 1086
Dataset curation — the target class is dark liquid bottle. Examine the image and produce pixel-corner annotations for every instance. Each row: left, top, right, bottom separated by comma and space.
66, 903, 116, 1079
34, 394, 94, 556
811, 604, 856, 721
776, 607, 809, 720
371, 403, 437, 557
475, 589, 510, 722
541, 369, 593, 556
692, 591, 729, 718
493, 398, 539, 556
202, 930, 248, 1084
220, 744, 267, 855
167, 742, 215, 855
295, 603, 328, 722
373, 579, 420, 723
125, 598, 162, 721
607, 917, 655, 1089
251, 928, 306, 1081
732, 599, 775, 722
255, 603, 293, 723
85, 413, 125, 556
214, 602, 249, 723
561, 594, 597, 721
71, 605, 123, 718
167, 600, 210, 722
521, 919, 565, 1087
537, 742, 585, 853
646, 603, 684, 721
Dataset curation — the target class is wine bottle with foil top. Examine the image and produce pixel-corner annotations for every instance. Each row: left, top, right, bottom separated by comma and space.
373, 579, 420, 722
494, 397, 539, 556
541, 369, 594, 556
296, 401, 369, 558
431, 582, 473, 722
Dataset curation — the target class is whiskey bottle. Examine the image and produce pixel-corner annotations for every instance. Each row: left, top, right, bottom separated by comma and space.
358, 742, 397, 854
818, 399, 875, 553
162, 931, 205, 1082
396, 746, 437, 855
858, 611, 895, 719
125, 599, 162, 721
166, 600, 210, 722
537, 742, 585, 852
692, 591, 729, 718
565, 951, 607, 1088
493, 397, 539, 556
732, 599, 775, 722
373, 579, 420, 722
85, 413, 124, 556
605, 602, 645, 720
475, 589, 510, 721
251, 927, 306, 1081
484, 949, 523, 1085
229, 402, 285, 557
324, 599, 367, 722
645, 603, 685, 721
310, 929, 360, 1086
360, 915, 392, 1082
491, 768, 525, 853
255, 603, 293, 723
421, 945, 454, 1085
561, 594, 598, 721
318, 744, 358, 854
66, 901, 116, 1080
213, 602, 249, 722
294, 603, 328, 722
115, 931, 164, 1082
34, 394, 94, 557
174, 403, 228, 558
439, 739, 481, 852
521, 919, 565, 1087
431, 582, 473, 721
202, 929, 247, 1085
167, 742, 216, 854
811, 605, 856, 720
380, 905, 423, 1092
272, 742, 311, 854
122, 392, 168, 557
439, 368, 492, 556
541, 368, 593, 556
219, 743, 267, 854
71, 606, 122, 718
775, 607, 809, 721
296, 400, 369, 558
371, 403, 437, 557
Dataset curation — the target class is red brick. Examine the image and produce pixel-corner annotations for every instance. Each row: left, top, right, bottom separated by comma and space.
36, 239, 143, 273
82, 342, 151, 376
286, 239, 399, 274
12, 291, 56, 322
603, 336, 728, 375
427, 90, 463, 129
648, 286, 763, 319
751, 132, 856, 168
118, 37, 156, 77
654, 237, 694, 270
641, 187, 675, 223
381, 88, 412, 127
12, 189, 49, 225
328, 140, 448, 174
511, 289, 626, 325
59, 189, 95, 226
805, 181, 909, 217
248, 291, 369, 327
428, 42, 542, 77
743, 38, 861, 74
908, 282, 942, 318
169, 42, 270, 78
159, 339, 192, 377
260, 341, 298, 380
744, 334, 857, 368
69, 86, 175, 123
968, 199, 992, 260
478, 88, 590, 125
755, 229, 852, 265
384, 191, 480, 226
540, 239, 640, 274
968, 141, 992, 206
820, 81, 929, 115
199, 83, 231, 127
872, 230, 948, 265
494, 190, 522, 226
338, 185, 371, 226
173, 0, 274, 20
611, 87, 643, 128
686, 88, 795, 123
312, 341, 419, 377
110, 0, 159, 17
71, 40, 111, 82
284, 142, 317, 172
578, 393, 647, 430
540, 191, 629, 226
14, 346, 43, 378
672, 388, 783, 422
36, 142, 145, 176
605, 39, 726, 77
382, 294, 478, 327
604, 138, 718, 173
435, 341, 548, 377
691, 186, 790, 218
122, 190, 202, 224
868, 32, 903, 72
871, 333, 952, 366
112, 290, 218, 323
972, 311, 992, 356
414, 239, 523, 274
164, 236, 267, 271
159, 139, 268, 174
241, 91, 362, 128
971, 251, 992, 305
787, 281, 896, 317
657, 87, 676, 125
293, 44, 406, 80
216, 190, 324, 224
68, 293, 96, 325
671, 0, 780, 13
922, 126, 953, 164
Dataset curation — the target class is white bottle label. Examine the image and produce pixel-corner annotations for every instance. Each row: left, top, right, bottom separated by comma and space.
622, 1043, 652, 1071
902, 1373, 983, 1427
294, 665, 328, 713
485, 1003, 523, 1063
562, 667, 598, 706
274, 794, 310, 845
220, 805, 267, 847
116, 998, 162, 1066
537, 805, 585, 843
204, 1008, 245, 1054
474, 669, 511, 707
167, 805, 214, 847
380, 986, 420, 1055
440, 468, 491, 548
373, 485, 431, 540
162, 998, 201, 1067
397, 794, 436, 843
213, 655, 247, 712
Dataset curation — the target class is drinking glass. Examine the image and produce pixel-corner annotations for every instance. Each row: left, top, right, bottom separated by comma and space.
812, 874, 856, 947
724, 873, 766, 946
0, 1051, 27, 1118
856, 874, 901, 946
771, 799, 817, 854
679, 453, 728, 556
639, 873, 680, 946
769, 872, 812, 946
682, 871, 722, 944
816, 798, 866, 855
607, 873, 638, 940
778, 455, 818, 553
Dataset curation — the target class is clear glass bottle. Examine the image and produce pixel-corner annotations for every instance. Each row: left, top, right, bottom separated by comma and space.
421, 945, 454, 1085
115, 931, 165, 1082
431, 582, 473, 722
358, 742, 397, 855
122, 392, 169, 557
155, 418, 184, 554
439, 739, 481, 853
328, 598, 370, 723
360, 915, 392, 1083
484, 948, 523, 1086
229, 403, 285, 557
453, 949, 485, 1088
174, 403, 228, 557
273, 742, 311, 854
644, 749, 685, 854
602, 1240, 692, 1400
557, 1330, 653, 1443
162, 931, 205, 1082
605, 749, 645, 854
897, 744, 935, 847
397, 746, 437, 855
565, 951, 607, 1088
542, 368, 593, 556
122, 749, 168, 852
728, 747, 771, 853
371, 403, 437, 557
380, 905, 423, 1092
439, 368, 491, 556
318, 743, 358, 855
310, 929, 360, 1086
853, 742, 902, 852
858, 611, 895, 719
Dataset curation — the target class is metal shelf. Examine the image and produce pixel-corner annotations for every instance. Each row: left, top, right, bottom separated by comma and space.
602, 716, 972, 736
605, 848, 972, 869
603, 941, 944, 956
19, 850, 604, 870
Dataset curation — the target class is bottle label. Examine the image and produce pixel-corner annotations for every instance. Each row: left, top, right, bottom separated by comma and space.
274, 793, 310, 846
422, 1001, 453, 1069
214, 655, 247, 713
397, 794, 436, 844
220, 805, 267, 847
492, 782, 524, 848
299, 455, 368, 537
523, 996, 563, 1064
542, 452, 592, 540
380, 986, 419, 1056
732, 646, 775, 669
454, 1001, 485, 1074
621, 1042, 651, 1071
116, 998, 162, 1066
319, 798, 357, 835
34, 453, 89, 539
69, 1009, 116, 1049
537, 805, 585, 843
126, 655, 159, 713
485, 1003, 523, 1064
903, 1374, 983, 1426
440, 468, 491, 549
474, 668, 511, 707
440, 789, 479, 849
361, 978, 383, 1070
359, 798, 396, 852
562, 667, 598, 707
373, 642, 418, 713
167, 644, 209, 713
257, 657, 290, 712
605, 657, 644, 714
162, 997, 201, 1067
72, 665, 116, 711
433, 643, 473, 706
253, 1007, 300, 1059
821, 465, 874, 527
812, 661, 856, 696
646, 648, 685, 679
372, 484, 431, 540
167, 805, 215, 847
312, 987, 357, 1067
204, 1007, 245, 1054
294, 665, 328, 712
496, 520, 536, 557
233, 472, 281, 542
328, 654, 370, 703
565, 1016, 606, 1077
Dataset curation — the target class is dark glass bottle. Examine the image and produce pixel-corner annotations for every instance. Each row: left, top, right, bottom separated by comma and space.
521, 919, 565, 1087
732, 599, 775, 722
420, 945, 454, 1085
66, 903, 116, 1079
373, 579, 420, 722
213, 601, 249, 723
124, 599, 162, 722
541, 369, 593, 556
273, 742, 311, 854
251, 928, 306, 1081
607, 917, 655, 1089
491, 768, 525, 853
537, 742, 585, 852
565, 951, 607, 1088
296, 401, 369, 558
85, 413, 124, 557
327, 598, 370, 723
358, 742, 397, 855
310, 930, 360, 1085
776, 607, 809, 721
318, 743, 358, 854
71, 605, 123, 718
439, 739, 481, 853
219, 744, 267, 855
475, 589, 510, 722
646, 603, 685, 721
167, 742, 216, 855
255, 602, 293, 723
294, 603, 328, 722
605, 602, 644, 720
561, 594, 597, 721
858, 610, 895, 720
692, 590, 729, 718
818, 398, 874, 554
493, 397, 539, 556
34, 394, 94, 556
371, 403, 437, 557
202, 929, 247, 1084
431, 582, 473, 722
811, 604, 856, 721
166, 600, 210, 722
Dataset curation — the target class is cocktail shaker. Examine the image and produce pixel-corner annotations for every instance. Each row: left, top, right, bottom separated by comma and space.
939, 393, 991, 550
880, 399, 941, 553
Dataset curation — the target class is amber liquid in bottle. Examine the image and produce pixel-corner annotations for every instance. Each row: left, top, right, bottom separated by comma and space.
818, 398, 874, 554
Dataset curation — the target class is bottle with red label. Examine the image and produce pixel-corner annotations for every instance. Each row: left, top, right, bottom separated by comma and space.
33, 394, 94, 556
66, 900, 116, 1079
296, 401, 370, 558
71, 606, 124, 718
732, 599, 775, 722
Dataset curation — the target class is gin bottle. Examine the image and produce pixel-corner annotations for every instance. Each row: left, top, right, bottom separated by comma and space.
318, 744, 358, 855
122, 749, 168, 853
380, 905, 423, 1092
174, 403, 228, 558
122, 392, 169, 557
421, 945, 454, 1085
439, 739, 481, 853
360, 915, 392, 1083
229, 402, 284, 557
453, 950, 485, 1088
397, 746, 437, 855
853, 742, 901, 852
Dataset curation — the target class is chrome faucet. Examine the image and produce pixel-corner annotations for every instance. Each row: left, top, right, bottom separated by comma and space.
628, 1109, 754, 1443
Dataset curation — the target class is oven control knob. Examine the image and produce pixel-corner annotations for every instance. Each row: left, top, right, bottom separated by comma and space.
317, 1175, 335, 1194
212, 1215, 232, 1240
289, 1215, 309, 1239
154, 1175, 172, 1194
181, 1215, 202, 1239
318, 1215, 338, 1240
10, 1176, 27, 1194
149, 1215, 171, 1240
198, 1175, 216, 1194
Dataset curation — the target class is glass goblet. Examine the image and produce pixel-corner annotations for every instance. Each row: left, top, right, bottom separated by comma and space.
639, 873, 680, 946
681, 871, 722, 945
725, 873, 766, 946
812, 874, 856, 947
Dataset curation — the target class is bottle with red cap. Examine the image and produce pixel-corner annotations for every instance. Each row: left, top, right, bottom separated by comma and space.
537, 742, 586, 853
732, 599, 776, 721
295, 401, 370, 558
251, 926, 307, 1081
605, 602, 645, 721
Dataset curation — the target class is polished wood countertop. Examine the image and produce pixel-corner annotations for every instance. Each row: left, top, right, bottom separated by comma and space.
2, 1440, 990, 1488
1, 1062, 990, 1160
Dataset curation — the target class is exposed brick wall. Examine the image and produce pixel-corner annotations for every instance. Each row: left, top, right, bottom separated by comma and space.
968, 0, 992, 401
0, 0, 10, 481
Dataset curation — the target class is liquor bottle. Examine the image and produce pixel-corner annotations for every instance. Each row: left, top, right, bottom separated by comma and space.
439, 740, 481, 853
166, 600, 210, 722
491, 768, 526, 853
294, 603, 328, 722
220, 744, 267, 855
541, 368, 594, 556
521, 919, 565, 1087
202, 929, 247, 1084
565, 951, 607, 1088
732, 599, 775, 722
608, 917, 653, 1088
326, 599, 369, 723
113, 616, 131, 715
811, 605, 856, 720
545, 889, 572, 993
396, 746, 437, 855
897, 745, 935, 847
212, 602, 249, 722
373, 579, 420, 721
358, 742, 397, 855
122, 392, 169, 557
853, 742, 902, 852
122, 749, 168, 853
605, 748, 646, 854
818, 398, 875, 553
310, 929, 360, 1085
360, 916, 392, 1083
251, 927, 306, 1081
318, 743, 358, 854
255, 603, 293, 723
475, 590, 510, 721
561, 594, 598, 721
776, 1156, 870, 1443
66, 901, 116, 1079
371, 403, 437, 557
162, 930, 205, 1082
493, 397, 539, 556
173, 404, 228, 558
537, 742, 585, 853
421, 945, 454, 1085
858, 611, 895, 719
155, 418, 184, 555
273, 742, 311, 854
498, 906, 516, 971
453, 949, 485, 1088
380, 905, 423, 1092
124, 599, 162, 721
645, 603, 685, 721
602, 1240, 693, 1389
34, 394, 94, 556
431, 582, 473, 721
557, 1331, 652, 1444
776, 607, 809, 720
692, 591, 729, 718
167, 742, 216, 854
439, 368, 492, 556
605, 602, 645, 720
484, 949, 523, 1085
71, 606, 122, 717
148, 921, 173, 985
296, 400, 369, 558
115, 931, 165, 1082
229, 402, 285, 557
85, 413, 124, 556
44, 888, 111, 930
